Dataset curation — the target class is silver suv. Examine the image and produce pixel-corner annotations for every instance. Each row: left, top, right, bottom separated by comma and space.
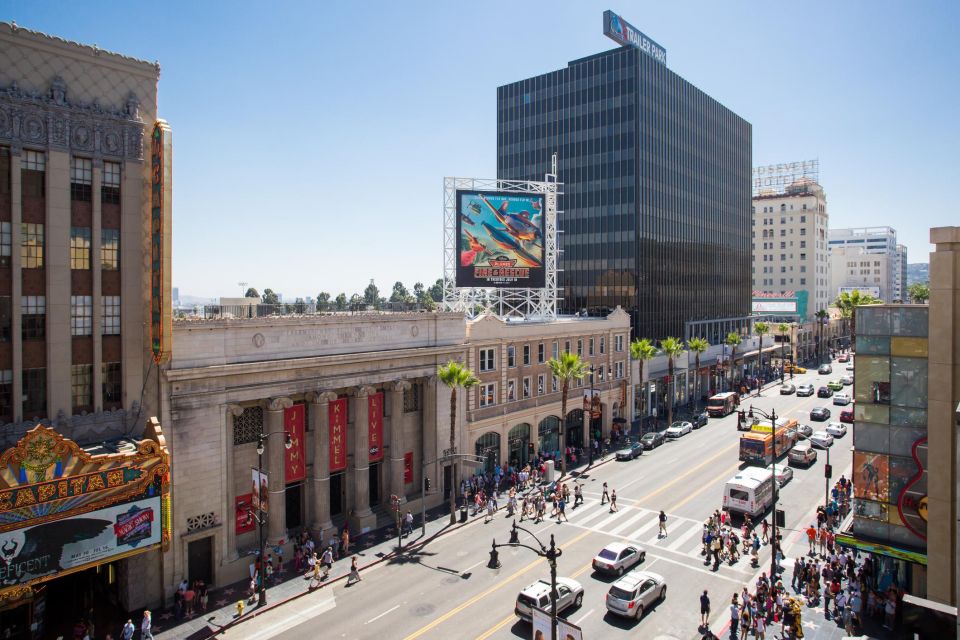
605, 570, 666, 619
796, 383, 815, 397
515, 578, 584, 621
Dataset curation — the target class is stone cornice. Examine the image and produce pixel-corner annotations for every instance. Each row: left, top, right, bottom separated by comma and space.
1, 22, 160, 74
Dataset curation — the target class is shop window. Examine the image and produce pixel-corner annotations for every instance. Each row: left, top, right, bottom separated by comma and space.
101, 228, 120, 269
71, 364, 92, 410
102, 160, 121, 204
233, 406, 264, 445
102, 362, 122, 406
70, 227, 91, 269
22, 367, 46, 417
21, 223, 44, 268
102, 296, 121, 335
21, 296, 45, 340
70, 157, 92, 202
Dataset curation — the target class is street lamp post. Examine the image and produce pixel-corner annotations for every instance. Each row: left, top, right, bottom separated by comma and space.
247, 430, 293, 607
489, 520, 563, 640
748, 405, 779, 582
586, 366, 595, 466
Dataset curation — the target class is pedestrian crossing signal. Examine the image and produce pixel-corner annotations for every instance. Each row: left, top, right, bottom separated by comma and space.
824, 464, 832, 479
775, 509, 785, 528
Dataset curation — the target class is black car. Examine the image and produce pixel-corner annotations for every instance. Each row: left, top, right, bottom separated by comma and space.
692, 412, 709, 428
639, 431, 665, 450
817, 386, 833, 398
810, 407, 831, 421
818, 364, 833, 375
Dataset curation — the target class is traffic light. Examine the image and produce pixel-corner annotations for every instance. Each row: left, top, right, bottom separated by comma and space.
824, 464, 832, 479
775, 509, 785, 528
425, 477, 432, 491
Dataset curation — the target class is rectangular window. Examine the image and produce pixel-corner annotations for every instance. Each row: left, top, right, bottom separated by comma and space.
522, 345, 530, 365
597, 366, 605, 381
615, 335, 624, 352
522, 377, 530, 399
538, 343, 544, 363
600, 337, 605, 354
0, 297, 9, 343
507, 345, 515, 368
21, 223, 44, 268
70, 227, 91, 269
537, 374, 545, 395
70, 157, 92, 201
552, 341, 559, 359
0, 369, 11, 419
102, 295, 121, 335
478, 348, 495, 372
479, 382, 495, 407
615, 361, 624, 379
0, 221, 10, 266
102, 362, 122, 405
71, 295, 93, 336
588, 338, 595, 356
71, 364, 93, 410
577, 339, 583, 356
507, 379, 516, 402
101, 228, 120, 269
102, 161, 121, 204
565, 340, 571, 354
22, 150, 45, 198
22, 296, 45, 340
800, 228, 806, 236
403, 383, 420, 412
22, 367, 46, 417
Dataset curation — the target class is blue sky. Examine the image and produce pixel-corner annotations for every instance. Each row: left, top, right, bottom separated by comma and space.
3, 1, 957, 301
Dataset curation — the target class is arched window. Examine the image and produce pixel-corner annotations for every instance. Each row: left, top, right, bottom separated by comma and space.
508, 423, 531, 467
474, 432, 500, 474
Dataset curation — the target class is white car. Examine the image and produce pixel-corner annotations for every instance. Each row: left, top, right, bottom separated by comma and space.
766, 463, 794, 487
664, 421, 693, 438
592, 541, 646, 576
833, 392, 852, 406
825, 422, 848, 438
788, 443, 818, 466
605, 571, 667, 619
809, 430, 835, 449
840, 375, 854, 386
515, 577, 584, 621
845, 365, 854, 371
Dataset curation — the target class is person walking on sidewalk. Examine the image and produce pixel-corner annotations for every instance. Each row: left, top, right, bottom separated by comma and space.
601, 482, 609, 505
320, 547, 333, 580
609, 489, 619, 512
140, 611, 153, 640
346, 556, 362, 585
309, 553, 323, 589
728, 596, 740, 639
658, 510, 668, 537
700, 589, 711, 627
121, 620, 135, 640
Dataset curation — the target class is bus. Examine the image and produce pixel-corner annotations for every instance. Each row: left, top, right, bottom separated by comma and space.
738, 418, 799, 466
722, 467, 775, 517
706, 392, 738, 417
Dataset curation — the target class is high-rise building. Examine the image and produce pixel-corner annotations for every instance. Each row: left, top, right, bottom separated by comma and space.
496, 15, 752, 339
896, 243, 909, 301
751, 170, 830, 318
829, 245, 890, 301
828, 226, 904, 301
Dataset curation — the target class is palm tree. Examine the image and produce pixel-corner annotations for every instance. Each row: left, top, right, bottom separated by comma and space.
547, 352, 590, 476
630, 338, 658, 423
907, 283, 929, 304
724, 332, 742, 393
777, 323, 790, 381
753, 322, 769, 391
687, 337, 709, 411
659, 337, 685, 426
836, 290, 882, 353
814, 309, 828, 364
437, 360, 479, 524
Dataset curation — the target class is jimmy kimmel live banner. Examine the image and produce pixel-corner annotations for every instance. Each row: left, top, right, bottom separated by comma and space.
369, 392, 384, 462
0, 496, 162, 587
329, 398, 348, 472
284, 404, 306, 483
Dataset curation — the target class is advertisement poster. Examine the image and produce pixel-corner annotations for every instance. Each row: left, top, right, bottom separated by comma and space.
854, 451, 889, 502
0, 496, 161, 587
583, 389, 602, 419
558, 619, 584, 640
329, 397, 348, 472
456, 190, 545, 288
404, 452, 414, 484
284, 404, 306, 483
251, 468, 269, 514
531, 607, 551, 640
235, 493, 254, 533
369, 392, 384, 462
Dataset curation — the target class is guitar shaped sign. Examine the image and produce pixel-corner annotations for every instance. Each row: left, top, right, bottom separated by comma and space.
897, 437, 927, 541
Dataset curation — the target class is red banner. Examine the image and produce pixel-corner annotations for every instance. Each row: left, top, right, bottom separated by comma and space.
404, 452, 413, 484
235, 493, 254, 534
329, 398, 347, 472
368, 392, 384, 462
284, 404, 306, 483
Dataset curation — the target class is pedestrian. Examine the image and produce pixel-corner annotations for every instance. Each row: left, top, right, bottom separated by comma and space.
729, 596, 740, 639
658, 510, 668, 537
341, 527, 350, 556
609, 489, 618, 512
700, 589, 711, 627
574, 484, 583, 507
121, 620, 135, 640
320, 547, 333, 580
601, 482, 609, 505
761, 519, 769, 545
184, 583, 195, 616
753, 609, 765, 640
883, 595, 895, 630
199, 581, 209, 612
140, 611, 153, 640
805, 524, 816, 555
557, 495, 568, 523
346, 556, 362, 585
404, 510, 414, 536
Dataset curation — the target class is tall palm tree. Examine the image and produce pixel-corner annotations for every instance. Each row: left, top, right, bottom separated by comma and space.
630, 338, 658, 422
777, 323, 790, 381
724, 332, 742, 393
687, 337, 709, 411
753, 322, 769, 391
815, 309, 828, 364
547, 352, 590, 476
437, 360, 479, 524
836, 290, 882, 353
659, 337, 685, 426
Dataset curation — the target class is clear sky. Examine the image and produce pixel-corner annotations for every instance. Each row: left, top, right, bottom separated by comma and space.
3, 1, 958, 301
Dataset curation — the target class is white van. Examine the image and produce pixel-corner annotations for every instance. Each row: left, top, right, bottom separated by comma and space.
722, 467, 774, 518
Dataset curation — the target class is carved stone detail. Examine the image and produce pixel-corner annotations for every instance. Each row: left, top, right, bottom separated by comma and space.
305, 390, 338, 404
392, 380, 412, 392
264, 397, 294, 412
354, 385, 377, 398
225, 404, 245, 418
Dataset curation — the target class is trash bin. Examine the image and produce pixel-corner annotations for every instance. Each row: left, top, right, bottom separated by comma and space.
459, 506, 467, 523
544, 459, 555, 483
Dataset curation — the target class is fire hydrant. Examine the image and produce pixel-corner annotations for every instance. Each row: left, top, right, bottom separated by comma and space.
236, 600, 245, 618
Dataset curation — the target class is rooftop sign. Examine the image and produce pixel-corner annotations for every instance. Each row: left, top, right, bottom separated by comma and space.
603, 10, 667, 65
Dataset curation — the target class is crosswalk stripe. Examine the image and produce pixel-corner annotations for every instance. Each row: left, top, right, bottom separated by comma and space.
627, 517, 660, 541
566, 502, 604, 522
666, 521, 704, 552
576, 504, 626, 527
608, 509, 650, 536
590, 507, 634, 529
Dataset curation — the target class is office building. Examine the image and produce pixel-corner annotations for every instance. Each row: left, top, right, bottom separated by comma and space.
895, 244, 909, 301
829, 226, 904, 301
829, 245, 890, 301
752, 172, 830, 319
497, 19, 752, 339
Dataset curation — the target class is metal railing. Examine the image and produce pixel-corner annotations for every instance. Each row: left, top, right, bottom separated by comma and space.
174, 301, 439, 321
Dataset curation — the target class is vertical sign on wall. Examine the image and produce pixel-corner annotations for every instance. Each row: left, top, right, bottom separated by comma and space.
403, 452, 413, 484
284, 404, 306, 483
368, 392, 384, 462
150, 120, 172, 364
329, 398, 347, 472
235, 494, 254, 533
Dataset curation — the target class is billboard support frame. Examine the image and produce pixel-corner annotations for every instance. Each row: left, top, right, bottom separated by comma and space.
442, 170, 560, 321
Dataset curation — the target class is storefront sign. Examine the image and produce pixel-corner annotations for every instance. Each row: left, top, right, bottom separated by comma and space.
0, 466, 143, 515
403, 452, 413, 484
835, 533, 926, 566
0, 496, 162, 587
369, 392, 383, 462
284, 404, 306, 483
329, 398, 347, 472
898, 437, 928, 540
235, 493, 254, 534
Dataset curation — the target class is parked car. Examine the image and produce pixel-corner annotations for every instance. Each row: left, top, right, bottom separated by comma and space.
839, 408, 854, 424
838, 354, 850, 363
817, 386, 834, 398
825, 422, 848, 438
795, 423, 814, 440
592, 541, 646, 576
809, 431, 835, 449
810, 407, 831, 421
827, 380, 844, 391
664, 421, 693, 438
692, 412, 709, 428
515, 578, 583, 621
779, 383, 796, 395
818, 364, 833, 375
785, 364, 807, 374
840, 374, 854, 386
833, 392, 852, 406
845, 365, 854, 372
788, 443, 818, 466
616, 442, 644, 461
766, 462, 794, 487
639, 431, 665, 450
605, 571, 666, 620
796, 383, 815, 397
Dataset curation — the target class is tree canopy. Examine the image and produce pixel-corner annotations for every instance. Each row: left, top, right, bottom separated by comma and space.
908, 283, 929, 304
244, 287, 259, 299
261, 289, 280, 305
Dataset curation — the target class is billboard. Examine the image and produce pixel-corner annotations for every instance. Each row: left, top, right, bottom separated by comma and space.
602, 10, 667, 65
368, 392, 384, 462
0, 496, 161, 588
251, 468, 269, 514
456, 190, 545, 288
752, 300, 797, 313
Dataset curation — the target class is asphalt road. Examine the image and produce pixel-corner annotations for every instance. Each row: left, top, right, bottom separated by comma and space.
228, 362, 855, 640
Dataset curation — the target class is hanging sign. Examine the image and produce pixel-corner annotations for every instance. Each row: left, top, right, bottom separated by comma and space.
368, 392, 384, 462
329, 398, 348, 472
284, 404, 306, 483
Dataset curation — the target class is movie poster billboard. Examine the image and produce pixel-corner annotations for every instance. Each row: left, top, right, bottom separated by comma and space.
854, 451, 889, 502
456, 190, 545, 288
0, 496, 162, 588
251, 468, 269, 514
583, 389, 602, 420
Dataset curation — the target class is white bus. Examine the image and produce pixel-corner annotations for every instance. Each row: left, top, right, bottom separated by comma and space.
722, 467, 774, 518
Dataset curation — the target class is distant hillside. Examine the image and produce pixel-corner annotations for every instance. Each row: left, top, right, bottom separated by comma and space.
907, 263, 929, 286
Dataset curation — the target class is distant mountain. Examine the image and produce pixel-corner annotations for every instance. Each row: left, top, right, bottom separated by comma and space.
907, 263, 929, 286
178, 294, 218, 307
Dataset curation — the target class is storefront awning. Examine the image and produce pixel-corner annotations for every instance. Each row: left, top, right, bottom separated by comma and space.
740, 345, 784, 359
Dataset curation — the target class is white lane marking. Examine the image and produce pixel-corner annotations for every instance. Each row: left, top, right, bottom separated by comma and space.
589, 507, 635, 529
627, 517, 660, 541
566, 501, 604, 522
665, 520, 704, 552
608, 509, 650, 536
242, 595, 337, 640
460, 560, 485, 574
365, 604, 400, 625
573, 607, 595, 626
574, 503, 622, 526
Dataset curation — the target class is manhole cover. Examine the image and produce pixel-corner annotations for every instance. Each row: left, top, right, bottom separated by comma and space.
410, 603, 436, 617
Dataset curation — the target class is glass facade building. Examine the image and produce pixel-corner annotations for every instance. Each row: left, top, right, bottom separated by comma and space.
497, 46, 752, 339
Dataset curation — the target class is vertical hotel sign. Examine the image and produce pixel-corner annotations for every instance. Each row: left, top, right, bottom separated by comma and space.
329, 398, 347, 472
150, 121, 172, 364
368, 392, 383, 462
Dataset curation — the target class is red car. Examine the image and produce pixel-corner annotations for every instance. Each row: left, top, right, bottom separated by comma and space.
838, 354, 850, 363
839, 408, 854, 423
